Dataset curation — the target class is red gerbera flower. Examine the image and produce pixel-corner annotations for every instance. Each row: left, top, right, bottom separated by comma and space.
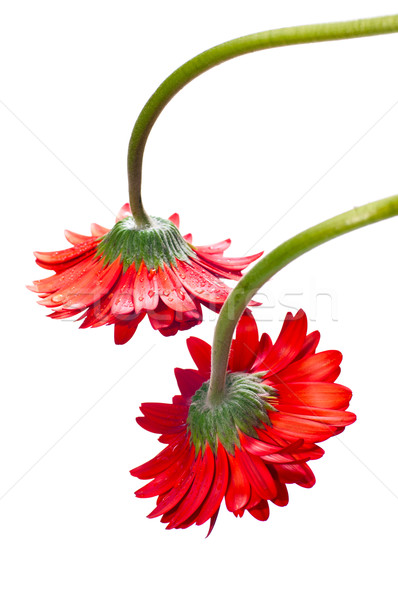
29, 204, 262, 344
131, 309, 355, 534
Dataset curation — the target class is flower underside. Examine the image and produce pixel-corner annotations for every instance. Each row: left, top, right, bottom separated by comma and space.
131, 310, 357, 534
97, 216, 195, 272
29, 206, 263, 344
188, 373, 277, 454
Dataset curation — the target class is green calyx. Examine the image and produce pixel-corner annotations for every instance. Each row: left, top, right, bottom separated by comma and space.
96, 216, 195, 272
187, 373, 278, 455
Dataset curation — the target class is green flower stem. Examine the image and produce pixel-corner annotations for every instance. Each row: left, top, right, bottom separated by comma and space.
206, 194, 398, 407
127, 14, 398, 223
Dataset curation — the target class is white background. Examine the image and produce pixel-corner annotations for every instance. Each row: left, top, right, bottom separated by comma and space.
1, 1, 398, 598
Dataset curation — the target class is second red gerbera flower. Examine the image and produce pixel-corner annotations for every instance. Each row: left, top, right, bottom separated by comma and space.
29, 204, 262, 344
131, 309, 356, 534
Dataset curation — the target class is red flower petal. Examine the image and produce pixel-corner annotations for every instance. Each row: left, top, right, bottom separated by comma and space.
168, 213, 180, 228
135, 417, 183, 435
269, 477, 289, 507
173, 260, 231, 305
206, 508, 220, 537
186, 336, 212, 377
34, 238, 98, 268
130, 438, 187, 480
251, 332, 273, 371
80, 292, 116, 328
275, 404, 356, 427
147, 445, 198, 518
195, 443, 229, 526
240, 433, 287, 457
270, 350, 343, 384
158, 265, 197, 312
111, 266, 137, 316
47, 308, 82, 320
238, 448, 277, 500
147, 303, 174, 330
175, 306, 202, 327
229, 313, 259, 371
270, 413, 339, 443
195, 250, 263, 273
174, 368, 206, 399
167, 444, 215, 527
274, 462, 316, 488
140, 402, 188, 423
138, 403, 188, 434
290, 443, 325, 462
273, 381, 352, 410
194, 239, 231, 255
38, 258, 121, 310
257, 309, 308, 374
62, 259, 122, 310
116, 203, 132, 221
157, 324, 179, 337
114, 312, 145, 345
248, 500, 270, 522
91, 223, 109, 237
294, 330, 321, 362
64, 230, 92, 245
133, 263, 159, 313
190, 256, 241, 281
135, 440, 192, 499
225, 451, 250, 512
29, 255, 95, 295
246, 487, 262, 510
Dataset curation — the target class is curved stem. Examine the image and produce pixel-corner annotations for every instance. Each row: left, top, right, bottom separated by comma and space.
127, 14, 398, 221
206, 194, 398, 407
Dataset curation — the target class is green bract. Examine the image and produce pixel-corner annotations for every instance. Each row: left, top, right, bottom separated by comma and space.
187, 373, 278, 455
96, 216, 195, 272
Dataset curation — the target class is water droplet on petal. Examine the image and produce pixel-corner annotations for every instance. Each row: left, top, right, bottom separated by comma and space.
148, 290, 155, 298
138, 296, 144, 302
163, 291, 170, 297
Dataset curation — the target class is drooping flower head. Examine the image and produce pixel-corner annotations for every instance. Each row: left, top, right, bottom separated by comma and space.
29, 204, 262, 344
131, 309, 355, 534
